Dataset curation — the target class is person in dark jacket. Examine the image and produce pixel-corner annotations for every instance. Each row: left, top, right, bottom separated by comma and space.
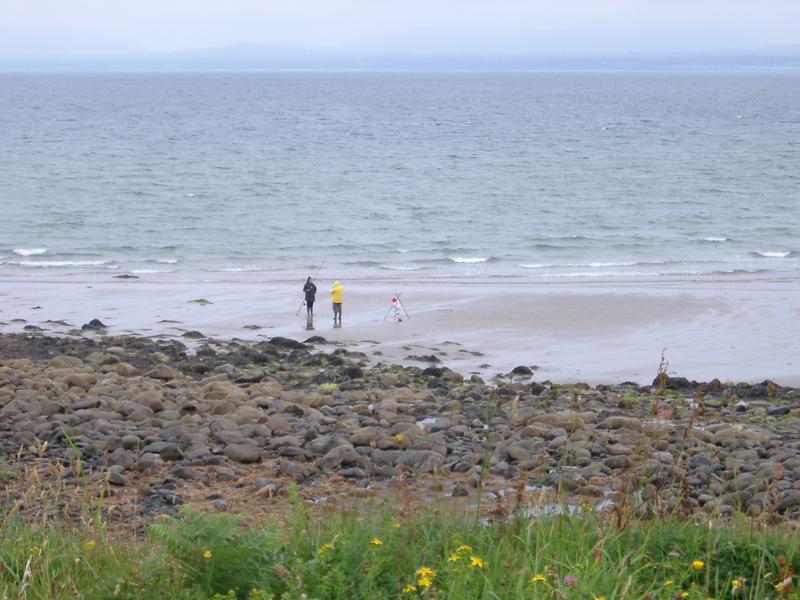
303, 277, 317, 315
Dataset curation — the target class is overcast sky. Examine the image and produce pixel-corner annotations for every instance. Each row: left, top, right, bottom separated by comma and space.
2, 0, 799, 59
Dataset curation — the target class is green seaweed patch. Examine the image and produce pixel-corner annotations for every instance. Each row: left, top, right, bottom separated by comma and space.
189, 298, 213, 305
317, 383, 339, 393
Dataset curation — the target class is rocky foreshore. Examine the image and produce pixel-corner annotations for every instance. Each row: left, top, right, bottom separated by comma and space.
2, 331, 800, 524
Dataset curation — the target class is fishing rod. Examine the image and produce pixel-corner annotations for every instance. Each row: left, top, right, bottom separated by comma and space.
295, 259, 326, 316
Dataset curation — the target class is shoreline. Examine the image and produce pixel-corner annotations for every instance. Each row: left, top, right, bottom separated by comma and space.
1, 276, 798, 385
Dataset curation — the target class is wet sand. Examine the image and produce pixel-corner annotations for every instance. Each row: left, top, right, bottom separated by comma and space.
1, 276, 798, 384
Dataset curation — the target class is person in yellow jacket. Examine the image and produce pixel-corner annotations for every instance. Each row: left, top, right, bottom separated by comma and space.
330, 280, 343, 327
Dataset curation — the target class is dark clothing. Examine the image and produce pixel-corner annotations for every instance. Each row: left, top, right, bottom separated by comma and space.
303, 282, 317, 303
303, 280, 317, 315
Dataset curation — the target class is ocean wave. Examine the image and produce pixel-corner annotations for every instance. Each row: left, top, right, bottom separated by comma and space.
343, 260, 382, 267
543, 271, 651, 278
13, 247, 48, 256
131, 268, 177, 274
702, 236, 727, 242
381, 265, 425, 271
9, 260, 113, 268
519, 260, 655, 270
449, 256, 490, 264
754, 250, 792, 258
153, 258, 179, 264
205, 265, 263, 272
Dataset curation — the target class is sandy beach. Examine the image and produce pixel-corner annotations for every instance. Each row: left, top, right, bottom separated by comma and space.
1, 274, 798, 385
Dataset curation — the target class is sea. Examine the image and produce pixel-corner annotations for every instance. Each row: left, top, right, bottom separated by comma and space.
1, 71, 799, 283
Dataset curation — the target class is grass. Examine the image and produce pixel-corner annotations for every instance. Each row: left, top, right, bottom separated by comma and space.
3, 485, 800, 600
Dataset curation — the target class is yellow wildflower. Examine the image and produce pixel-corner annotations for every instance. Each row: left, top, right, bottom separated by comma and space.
318, 543, 335, 555
402, 583, 417, 594
455, 544, 473, 554
531, 573, 547, 583
664, 579, 673, 587
447, 552, 461, 562
202, 549, 212, 559
84, 540, 96, 551
594, 596, 607, 600
469, 556, 485, 569
732, 578, 744, 590
392, 520, 402, 529
681, 593, 690, 599
415, 566, 436, 578
418, 575, 433, 588
394, 433, 405, 443
370, 537, 383, 546
692, 559, 705, 570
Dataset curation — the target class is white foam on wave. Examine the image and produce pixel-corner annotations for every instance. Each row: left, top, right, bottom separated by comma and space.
450, 256, 489, 264
207, 265, 263, 272
757, 250, 791, 258
383, 265, 424, 271
13, 247, 48, 256
703, 236, 727, 242
155, 258, 178, 264
11, 260, 112, 268
131, 268, 176, 274
544, 271, 651, 278
587, 261, 638, 268
519, 261, 640, 270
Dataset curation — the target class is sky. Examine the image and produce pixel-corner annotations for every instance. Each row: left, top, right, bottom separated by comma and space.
1, 0, 799, 60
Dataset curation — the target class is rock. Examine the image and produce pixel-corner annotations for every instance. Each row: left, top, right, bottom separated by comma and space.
341, 467, 366, 479
181, 330, 205, 339
138, 452, 162, 470
407, 354, 440, 363
214, 500, 229, 511
268, 337, 306, 350
397, 450, 444, 473
349, 427, 379, 446
224, 444, 261, 464
278, 459, 314, 482
146, 366, 178, 381
342, 365, 363, 379
217, 467, 237, 481
158, 444, 184, 461
777, 490, 800, 513
116, 362, 139, 376
108, 448, 134, 470
133, 391, 164, 412
511, 365, 533, 376
768, 406, 791, 416
65, 373, 97, 389
48, 355, 83, 368
81, 319, 107, 330
451, 484, 470, 497
172, 467, 209, 483
108, 472, 126, 486
316, 445, 359, 470
599, 416, 642, 431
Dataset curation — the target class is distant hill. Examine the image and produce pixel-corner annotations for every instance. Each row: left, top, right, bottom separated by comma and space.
3, 43, 800, 71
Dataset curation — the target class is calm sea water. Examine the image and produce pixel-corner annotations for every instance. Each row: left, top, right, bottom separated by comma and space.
1, 72, 798, 282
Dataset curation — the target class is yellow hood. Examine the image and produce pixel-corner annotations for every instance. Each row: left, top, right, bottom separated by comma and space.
330, 281, 343, 303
